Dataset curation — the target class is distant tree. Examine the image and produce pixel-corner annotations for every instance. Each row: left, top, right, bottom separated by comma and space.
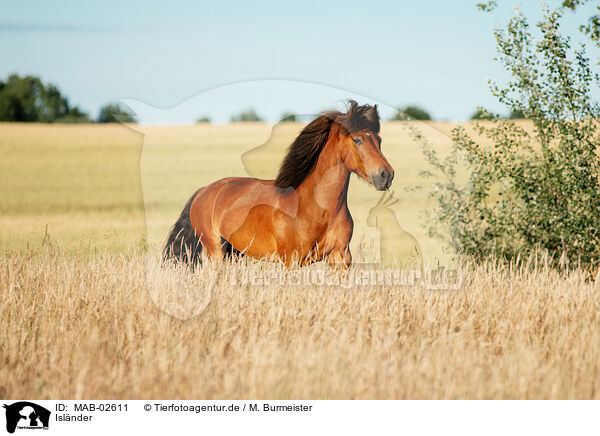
230, 108, 263, 122
196, 116, 211, 123
391, 105, 432, 121
0, 74, 89, 123
97, 103, 136, 123
508, 109, 525, 119
56, 107, 91, 123
470, 107, 488, 120
279, 111, 296, 122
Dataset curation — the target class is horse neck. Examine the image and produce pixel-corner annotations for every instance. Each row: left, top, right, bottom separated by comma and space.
295, 135, 350, 214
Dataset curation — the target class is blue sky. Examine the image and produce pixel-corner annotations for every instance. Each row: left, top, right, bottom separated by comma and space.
0, 0, 597, 123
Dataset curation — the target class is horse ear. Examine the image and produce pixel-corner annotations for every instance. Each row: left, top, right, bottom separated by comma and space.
366, 104, 379, 123
365, 104, 380, 133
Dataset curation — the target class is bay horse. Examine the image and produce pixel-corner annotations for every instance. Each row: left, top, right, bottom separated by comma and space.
163, 100, 394, 269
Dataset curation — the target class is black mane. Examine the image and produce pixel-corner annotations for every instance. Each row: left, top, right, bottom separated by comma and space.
274, 100, 380, 190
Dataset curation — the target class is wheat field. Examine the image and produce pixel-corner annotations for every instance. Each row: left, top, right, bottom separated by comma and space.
1, 122, 599, 399
2, 251, 599, 399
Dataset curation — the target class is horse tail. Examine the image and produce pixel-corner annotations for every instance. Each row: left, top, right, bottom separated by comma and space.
163, 188, 203, 266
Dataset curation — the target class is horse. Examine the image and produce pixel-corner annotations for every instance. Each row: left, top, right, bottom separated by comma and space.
163, 100, 394, 269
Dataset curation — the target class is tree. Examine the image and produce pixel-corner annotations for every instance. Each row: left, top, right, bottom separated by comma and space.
479, 0, 600, 49
470, 107, 488, 120
470, 107, 524, 120
0, 74, 89, 123
230, 108, 263, 122
562, 0, 600, 47
507, 109, 525, 119
279, 111, 296, 122
97, 103, 136, 123
196, 116, 211, 123
56, 107, 91, 123
391, 105, 432, 121
419, 6, 600, 269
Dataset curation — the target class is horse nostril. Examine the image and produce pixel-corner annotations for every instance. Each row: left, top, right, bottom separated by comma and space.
380, 169, 388, 179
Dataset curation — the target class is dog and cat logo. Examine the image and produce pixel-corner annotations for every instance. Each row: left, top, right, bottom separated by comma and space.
3, 402, 50, 433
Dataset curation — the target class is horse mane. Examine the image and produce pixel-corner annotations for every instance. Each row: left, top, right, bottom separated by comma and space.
274, 100, 380, 190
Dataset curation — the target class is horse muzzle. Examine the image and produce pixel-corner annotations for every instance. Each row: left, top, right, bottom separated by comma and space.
371, 168, 394, 191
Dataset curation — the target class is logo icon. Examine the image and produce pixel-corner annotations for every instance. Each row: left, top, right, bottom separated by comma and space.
3, 402, 50, 434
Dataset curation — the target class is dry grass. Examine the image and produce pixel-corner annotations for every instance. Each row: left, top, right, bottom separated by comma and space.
1, 250, 599, 399
0, 121, 482, 261
2, 122, 599, 399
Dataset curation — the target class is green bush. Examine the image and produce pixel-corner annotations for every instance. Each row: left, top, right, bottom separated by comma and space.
419, 6, 600, 269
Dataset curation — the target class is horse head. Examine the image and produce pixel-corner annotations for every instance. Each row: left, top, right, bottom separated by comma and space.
334, 101, 394, 191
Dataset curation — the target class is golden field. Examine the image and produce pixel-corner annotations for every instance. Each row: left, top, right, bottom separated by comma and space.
1, 122, 599, 399
0, 120, 464, 260
2, 251, 599, 399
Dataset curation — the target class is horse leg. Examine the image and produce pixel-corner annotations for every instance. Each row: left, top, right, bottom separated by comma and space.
327, 246, 352, 271
188, 184, 230, 265
323, 211, 353, 271
198, 230, 226, 265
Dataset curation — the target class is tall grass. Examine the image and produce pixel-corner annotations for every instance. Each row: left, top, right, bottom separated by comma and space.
1, 249, 598, 399
2, 123, 598, 399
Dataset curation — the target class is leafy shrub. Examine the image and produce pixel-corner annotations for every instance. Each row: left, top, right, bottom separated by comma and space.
419, 7, 600, 269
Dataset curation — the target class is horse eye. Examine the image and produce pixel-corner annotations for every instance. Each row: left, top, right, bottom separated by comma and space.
353, 138, 362, 145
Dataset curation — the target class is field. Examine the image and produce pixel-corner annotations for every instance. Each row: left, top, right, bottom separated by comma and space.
1, 120, 479, 259
1, 122, 599, 399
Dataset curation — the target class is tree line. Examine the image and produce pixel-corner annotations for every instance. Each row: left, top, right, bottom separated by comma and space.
0, 74, 135, 123
0, 73, 526, 124
223, 105, 526, 124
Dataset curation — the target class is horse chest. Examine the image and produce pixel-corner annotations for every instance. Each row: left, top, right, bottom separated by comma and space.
299, 211, 350, 252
